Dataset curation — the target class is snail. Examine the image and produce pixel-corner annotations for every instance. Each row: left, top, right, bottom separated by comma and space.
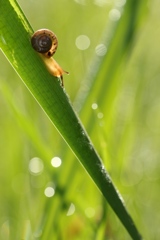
31, 29, 69, 87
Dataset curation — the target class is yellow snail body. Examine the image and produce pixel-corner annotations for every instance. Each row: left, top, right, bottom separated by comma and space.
31, 29, 68, 87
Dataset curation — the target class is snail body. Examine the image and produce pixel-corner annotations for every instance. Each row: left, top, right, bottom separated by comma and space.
31, 29, 68, 86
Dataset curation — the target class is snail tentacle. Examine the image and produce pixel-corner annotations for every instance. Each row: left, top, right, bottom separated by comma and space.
31, 29, 68, 87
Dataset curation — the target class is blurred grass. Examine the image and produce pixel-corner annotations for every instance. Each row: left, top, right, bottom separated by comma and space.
0, 0, 160, 239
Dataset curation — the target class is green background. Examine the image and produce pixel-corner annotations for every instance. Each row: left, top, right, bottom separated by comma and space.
0, 0, 160, 239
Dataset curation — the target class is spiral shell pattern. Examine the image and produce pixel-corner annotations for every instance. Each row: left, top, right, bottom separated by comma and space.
31, 29, 58, 58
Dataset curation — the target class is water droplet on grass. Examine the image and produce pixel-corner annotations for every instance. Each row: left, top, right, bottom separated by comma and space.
67, 203, 76, 216
51, 157, 62, 168
75, 35, 90, 50
29, 157, 44, 175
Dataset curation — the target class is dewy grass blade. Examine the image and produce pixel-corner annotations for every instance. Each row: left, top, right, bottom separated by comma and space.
0, 0, 142, 239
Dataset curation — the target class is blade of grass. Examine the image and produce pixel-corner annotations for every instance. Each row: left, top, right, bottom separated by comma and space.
0, 0, 142, 239
73, 0, 147, 173
0, 81, 53, 161
75, 0, 147, 119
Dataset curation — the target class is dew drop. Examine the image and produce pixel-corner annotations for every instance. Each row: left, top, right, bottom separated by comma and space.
67, 203, 76, 216
29, 157, 44, 175
33, 230, 43, 238
109, 9, 121, 21
115, 0, 126, 7
92, 103, 98, 110
97, 112, 104, 119
95, 44, 107, 56
44, 186, 55, 198
94, 0, 112, 7
51, 157, 62, 168
75, 35, 90, 50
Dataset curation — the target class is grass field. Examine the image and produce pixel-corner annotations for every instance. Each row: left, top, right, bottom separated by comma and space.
0, 0, 160, 239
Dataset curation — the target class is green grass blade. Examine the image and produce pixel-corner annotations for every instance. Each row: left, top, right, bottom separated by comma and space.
0, 0, 142, 239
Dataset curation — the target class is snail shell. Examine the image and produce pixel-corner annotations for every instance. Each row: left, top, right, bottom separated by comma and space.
31, 29, 58, 58
31, 29, 68, 87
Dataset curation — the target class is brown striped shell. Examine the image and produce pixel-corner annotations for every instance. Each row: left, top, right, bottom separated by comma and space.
31, 29, 58, 58
31, 29, 69, 87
